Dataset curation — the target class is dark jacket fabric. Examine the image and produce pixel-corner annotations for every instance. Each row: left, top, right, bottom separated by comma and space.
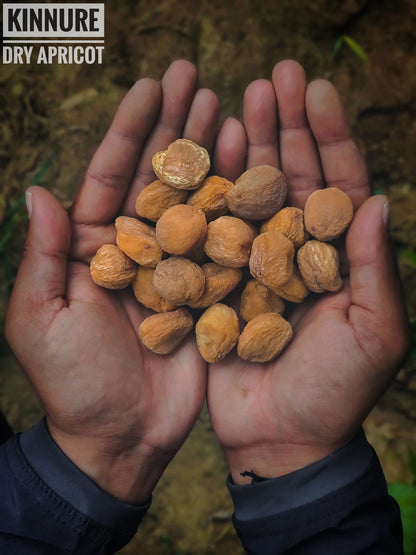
0, 420, 149, 554
228, 431, 403, 554
0, 412, 13, 444
0, 420, 403, 554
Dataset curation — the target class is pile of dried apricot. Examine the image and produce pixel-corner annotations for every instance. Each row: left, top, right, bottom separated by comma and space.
90, 138, 353, 363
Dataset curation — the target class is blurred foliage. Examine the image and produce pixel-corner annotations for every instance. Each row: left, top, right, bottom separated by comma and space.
409, 321, 416, 360
332, 35, 368, 62
0, 155, 54, 332
0, 193, 26, 278
389, 449, 416, 555
401, 249, 416, 269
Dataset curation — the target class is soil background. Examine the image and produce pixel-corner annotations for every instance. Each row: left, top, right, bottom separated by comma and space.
1, 1, 416, 553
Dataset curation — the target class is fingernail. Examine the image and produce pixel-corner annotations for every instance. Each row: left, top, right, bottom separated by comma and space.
382, 199, 390, 228
25, 189, 33, 218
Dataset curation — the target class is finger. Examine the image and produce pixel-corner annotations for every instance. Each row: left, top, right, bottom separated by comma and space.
243, 79, 279, 169
123, 60, 199, 213
213, 117, 247, 182
347, 195, 410, 368
272, 60, 323, 208
5, 187, 70, 343
122, 84, 220, 214
305, 79, 371, 210
71, 78, 162, 225
182, 88, 220, 152
69, 219, 116, 264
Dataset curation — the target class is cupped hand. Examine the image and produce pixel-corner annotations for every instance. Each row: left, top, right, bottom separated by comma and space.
5, 60, 219, 503
209, 60, 410, 484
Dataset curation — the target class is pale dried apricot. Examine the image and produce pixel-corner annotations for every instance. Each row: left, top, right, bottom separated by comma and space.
297, 240, 343, 293
152, 138, 210, 190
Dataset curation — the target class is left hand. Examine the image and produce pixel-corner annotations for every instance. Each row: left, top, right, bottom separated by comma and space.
209, 60, 410, 484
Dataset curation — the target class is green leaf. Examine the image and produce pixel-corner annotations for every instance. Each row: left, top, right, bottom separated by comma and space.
332, 35, 368, 63
408, 448, 416, 485
343, 35, 368, 62
331, 36, 345, 59
28, 152, 55, 187
388, 482, 416, 554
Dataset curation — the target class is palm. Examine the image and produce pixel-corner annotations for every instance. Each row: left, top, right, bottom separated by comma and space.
208, 287, 362, 453
31, 261, 205, 453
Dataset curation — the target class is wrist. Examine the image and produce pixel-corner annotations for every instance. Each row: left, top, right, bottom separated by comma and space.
227, 430, 377, 525
47, 420, 172, 504
20, 418, 151, 533
225, 440, 349, 485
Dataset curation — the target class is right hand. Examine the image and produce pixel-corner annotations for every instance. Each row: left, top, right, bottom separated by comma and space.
5, 60, 218, 504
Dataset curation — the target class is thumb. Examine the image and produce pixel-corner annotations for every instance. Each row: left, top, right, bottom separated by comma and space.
5, 186, 71, 342
346, 195, 409, 367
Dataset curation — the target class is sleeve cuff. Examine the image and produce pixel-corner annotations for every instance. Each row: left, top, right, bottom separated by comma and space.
19, 418, 151, 531
227, 428, 375, 521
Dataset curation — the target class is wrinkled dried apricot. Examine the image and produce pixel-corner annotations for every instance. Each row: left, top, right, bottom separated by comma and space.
188, 263, 242, 309
135, 180, 188, 222
249, 231, 294, 291
304, 187, 353, 241
139, 308, 194, 354
90, 244, 137, 289
131, 267, 177, 312
203, 216, 255, 268
195, 303, 240, 363
226, 165, 287, 220
152, 138, 210, 190
153, 256, 205, 305
272, 267, 310, 303
156, 204, 207, 256
187, 175, 234, 221
260, 207, 308, 247
297, 240, 342, 293
115, 216, 162, 267
237, 312, 293, 362
240, 279, 285, 322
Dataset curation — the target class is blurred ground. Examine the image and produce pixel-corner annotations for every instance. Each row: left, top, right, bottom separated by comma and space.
1, 0, 416, 553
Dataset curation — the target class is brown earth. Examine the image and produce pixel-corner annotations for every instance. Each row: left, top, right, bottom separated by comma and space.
1, 0, 416, 553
